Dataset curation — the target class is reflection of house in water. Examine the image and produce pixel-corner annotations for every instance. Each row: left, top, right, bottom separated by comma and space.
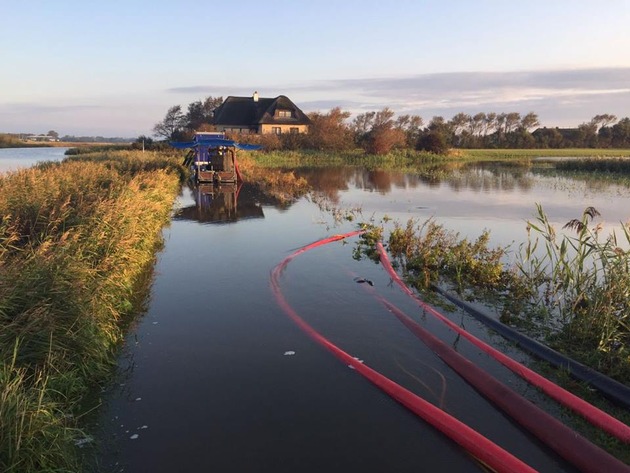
174, 183, 265, 224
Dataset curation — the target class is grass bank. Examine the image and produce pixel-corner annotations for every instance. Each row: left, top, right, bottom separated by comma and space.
250, 148, 449, 168
0, 150, 185, 472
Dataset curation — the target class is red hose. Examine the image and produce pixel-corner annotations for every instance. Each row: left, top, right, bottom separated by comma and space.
375, 242, 630, 444
271, 231, 537, 473
377, 297, 630, 473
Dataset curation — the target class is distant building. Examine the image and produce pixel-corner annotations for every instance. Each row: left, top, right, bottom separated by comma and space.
213, 92, 311, 135
24, 134, 57, 142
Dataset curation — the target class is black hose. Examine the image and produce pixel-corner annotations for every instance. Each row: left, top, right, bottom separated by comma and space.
432, 284, 630, 410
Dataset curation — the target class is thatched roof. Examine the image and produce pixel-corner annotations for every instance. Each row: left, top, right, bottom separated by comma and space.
213, 94, 311, 128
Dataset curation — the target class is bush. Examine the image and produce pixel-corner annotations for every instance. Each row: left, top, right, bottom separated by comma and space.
417, 131, 449, 155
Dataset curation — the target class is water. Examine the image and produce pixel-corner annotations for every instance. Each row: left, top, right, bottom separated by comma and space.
0, 151, 618, 469
0, 146, 69, 173
89, 163, 630, 472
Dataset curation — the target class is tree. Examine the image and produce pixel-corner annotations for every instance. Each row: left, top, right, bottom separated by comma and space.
505, 112, 521, 133
417, 130, 448, 154
483, 113, 497, 137
520, 112, 540, 131
361, 108, 404, 155
590, 114, 617, 131
185, 96, 223, 131
449, 113, 471, 147
395, 114, 423, 147
577, 121, 598, 147
611, 117, 630, 148
470, 113, 486, 137
153, 105, 186, 140
449, 113, 471, 135
352, 111, 376, 143
47, 130, 59, 140
365, 126, 405, 155
304, 107, 354, 151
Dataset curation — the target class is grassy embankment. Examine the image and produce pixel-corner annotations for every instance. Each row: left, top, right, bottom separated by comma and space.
0, 150, 185, 472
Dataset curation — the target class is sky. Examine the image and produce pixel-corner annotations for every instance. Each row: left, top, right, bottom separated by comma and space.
1, 0, 629, 137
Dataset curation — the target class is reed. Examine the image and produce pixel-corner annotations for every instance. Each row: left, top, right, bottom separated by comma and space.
0, 150, 183, 472
516, 205, 630, 380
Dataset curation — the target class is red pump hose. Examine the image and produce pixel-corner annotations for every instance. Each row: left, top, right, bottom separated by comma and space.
376, 296, 630, 473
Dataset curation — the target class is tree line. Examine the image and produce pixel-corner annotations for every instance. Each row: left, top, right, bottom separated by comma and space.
152, 96, 630, 154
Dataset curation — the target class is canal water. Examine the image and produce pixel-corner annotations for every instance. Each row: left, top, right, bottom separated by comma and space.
0, 146, 68, 173
92, 163, 630, 472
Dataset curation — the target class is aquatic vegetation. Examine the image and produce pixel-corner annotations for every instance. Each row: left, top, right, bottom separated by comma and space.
0, 151, 183, 472
366, 205, 630, 384
386, 218, 508, 293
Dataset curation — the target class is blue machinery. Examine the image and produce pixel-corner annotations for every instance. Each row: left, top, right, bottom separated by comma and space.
171, 132, 261, 184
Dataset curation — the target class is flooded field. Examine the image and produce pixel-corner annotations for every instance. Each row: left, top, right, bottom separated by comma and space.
93, 162, 630, 472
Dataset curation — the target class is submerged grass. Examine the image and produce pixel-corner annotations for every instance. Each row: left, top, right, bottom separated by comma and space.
0, 150, 184, 472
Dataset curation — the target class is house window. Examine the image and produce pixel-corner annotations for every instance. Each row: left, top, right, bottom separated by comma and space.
272, 127, 282, 135
276, 110, 292, 118
290, 127, 299, 134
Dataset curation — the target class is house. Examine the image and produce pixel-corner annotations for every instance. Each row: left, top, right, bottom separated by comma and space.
212, 92, 311, 135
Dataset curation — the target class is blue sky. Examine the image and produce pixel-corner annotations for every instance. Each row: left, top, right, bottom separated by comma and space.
1, 0, 629, 137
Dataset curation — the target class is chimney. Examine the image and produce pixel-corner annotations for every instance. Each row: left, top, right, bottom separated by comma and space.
253, 91, 259, 102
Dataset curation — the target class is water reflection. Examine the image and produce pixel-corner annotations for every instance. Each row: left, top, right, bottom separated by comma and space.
296, 163, 536, 202
174, 183, 265, 224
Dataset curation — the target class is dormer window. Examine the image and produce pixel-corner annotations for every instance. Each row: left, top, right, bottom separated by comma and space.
276, 109, 293, 118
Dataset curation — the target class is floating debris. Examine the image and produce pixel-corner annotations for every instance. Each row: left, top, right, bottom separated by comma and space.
283, 351, 296, 356
134, 397, 142, 402
354, 277, 374, 286
130, 434, 139, 440
138, 425, 148, 430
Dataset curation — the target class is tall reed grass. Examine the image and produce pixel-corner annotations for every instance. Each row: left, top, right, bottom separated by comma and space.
0, 150, 184, 472
516, 205, 630, 379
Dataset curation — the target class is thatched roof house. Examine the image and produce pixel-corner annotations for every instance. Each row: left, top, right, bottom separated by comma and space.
213, 92, 311, 135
